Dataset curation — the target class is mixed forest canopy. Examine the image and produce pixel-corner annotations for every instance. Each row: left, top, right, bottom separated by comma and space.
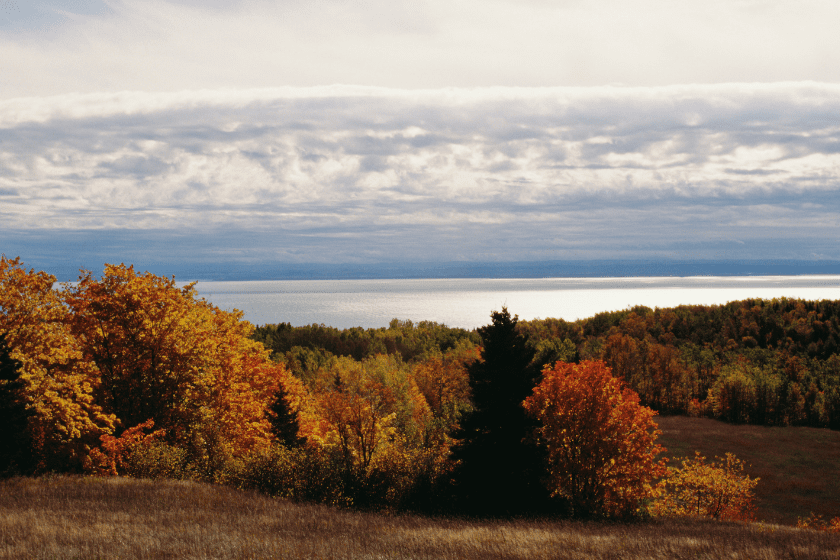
255, 299, 840, 431
0, 256, 825, 521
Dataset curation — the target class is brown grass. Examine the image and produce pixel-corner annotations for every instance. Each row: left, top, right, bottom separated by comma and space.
2, 475, 840, 559
656, 415, 840, 525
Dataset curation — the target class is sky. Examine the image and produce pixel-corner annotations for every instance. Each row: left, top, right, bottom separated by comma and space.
2, 0, 840, 279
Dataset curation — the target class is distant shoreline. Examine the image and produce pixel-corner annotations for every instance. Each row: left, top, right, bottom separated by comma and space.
35, 259, 840, 283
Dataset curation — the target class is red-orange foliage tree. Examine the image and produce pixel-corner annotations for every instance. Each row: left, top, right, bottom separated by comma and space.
411, 341, 477, 435
523, 360, 667, 518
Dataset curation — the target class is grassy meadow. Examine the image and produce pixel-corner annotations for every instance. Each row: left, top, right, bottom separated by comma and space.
2, 475, 840, 560
2, 416, 840, 559
656, 415, 840, 525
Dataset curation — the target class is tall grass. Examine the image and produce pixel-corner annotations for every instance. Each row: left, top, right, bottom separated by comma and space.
2, 476, 840, 559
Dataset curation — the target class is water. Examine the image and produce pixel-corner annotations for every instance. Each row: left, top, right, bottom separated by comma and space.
190, 276, 840, 330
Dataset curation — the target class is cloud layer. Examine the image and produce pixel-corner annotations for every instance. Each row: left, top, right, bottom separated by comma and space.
2, 83, 840, 265
2, 0, 840, 97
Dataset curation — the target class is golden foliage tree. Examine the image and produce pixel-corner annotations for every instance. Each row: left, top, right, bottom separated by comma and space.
0, 256, 114, 471
63, 264, 286, 460
523, 360, 667, 518
313, 356, 403, 470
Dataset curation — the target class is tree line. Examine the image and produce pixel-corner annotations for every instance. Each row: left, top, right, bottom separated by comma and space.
519, 300, 840, 428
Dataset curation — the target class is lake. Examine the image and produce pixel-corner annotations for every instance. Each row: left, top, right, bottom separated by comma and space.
190, 275, 840, 330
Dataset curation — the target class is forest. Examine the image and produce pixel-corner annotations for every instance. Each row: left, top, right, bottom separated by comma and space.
3, 256, 834, 524
255, 297, 840, 431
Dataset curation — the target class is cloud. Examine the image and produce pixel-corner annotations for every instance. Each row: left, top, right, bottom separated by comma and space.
2, 0, 840, 96
0, 0, 114, 32
2, 83, 840, 266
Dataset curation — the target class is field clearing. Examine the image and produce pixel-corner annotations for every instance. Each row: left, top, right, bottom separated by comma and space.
2, 475, 839, 560
656, 415, 840, 525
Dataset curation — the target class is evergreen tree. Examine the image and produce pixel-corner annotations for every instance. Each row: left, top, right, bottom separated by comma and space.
0, 334, 33, 475
268, 384, 304, 448
450, 307, 552, 516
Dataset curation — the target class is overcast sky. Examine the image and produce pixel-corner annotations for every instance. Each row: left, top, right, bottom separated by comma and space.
2, 0, 840, 276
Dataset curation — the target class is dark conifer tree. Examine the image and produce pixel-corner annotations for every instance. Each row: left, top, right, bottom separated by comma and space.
0, 334, 33, 475
450, 308, 552, 516
268, 384, 304, 448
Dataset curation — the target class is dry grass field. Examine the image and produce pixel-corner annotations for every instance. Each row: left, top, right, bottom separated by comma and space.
3, 416, 840, 559
656, 415, 840, 525
2, 475, 840, 560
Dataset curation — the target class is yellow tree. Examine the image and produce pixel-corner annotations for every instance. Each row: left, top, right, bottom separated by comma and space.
523, 360, 667, 518
0, 256, 114, 471
63, 264, 283, 460
313, 357, 398, 470
189, 300, 294, 457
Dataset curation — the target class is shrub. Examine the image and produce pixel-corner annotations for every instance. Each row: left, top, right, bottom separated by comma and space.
123, 441, 192, 480
653, 451, 759, 521
797, 513, 840, 533
234, 445, 352, 508
85, 420, 165, 476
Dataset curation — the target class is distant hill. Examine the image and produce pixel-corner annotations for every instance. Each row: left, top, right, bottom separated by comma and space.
30, 259, 840, 282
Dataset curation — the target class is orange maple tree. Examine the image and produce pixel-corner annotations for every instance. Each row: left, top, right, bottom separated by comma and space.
523, 359, 667, 518
411, 342, 476, 424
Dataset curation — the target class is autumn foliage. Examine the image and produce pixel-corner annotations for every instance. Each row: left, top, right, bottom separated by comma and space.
652, 451, 759, 521
0, 258, 298, 476
0, 257, 476, 511
3, 257, 770, 522
519, 300, 840, 430
0, 257, 114, 472
797, 513, 840, 533
523, 360, 667, 518
85, 419, 165, 476
62, 264, 290, 458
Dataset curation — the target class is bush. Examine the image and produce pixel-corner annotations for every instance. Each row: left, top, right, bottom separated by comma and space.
123, 441, 192, 480
234, 445, 352, 508
797, 513, 840, 533
653, 451, 759, 521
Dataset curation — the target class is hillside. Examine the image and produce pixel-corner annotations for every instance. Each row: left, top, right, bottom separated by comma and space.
2, 475, 839, 560
657, 415, 840, 525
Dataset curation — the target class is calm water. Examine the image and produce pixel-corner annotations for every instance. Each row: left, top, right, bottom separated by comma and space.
190, 276, 840, 330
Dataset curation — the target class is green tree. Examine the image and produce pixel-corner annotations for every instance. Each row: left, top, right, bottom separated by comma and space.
450, 307, 550, 515
0, 333, 32, 475
269, 383, 305, 448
